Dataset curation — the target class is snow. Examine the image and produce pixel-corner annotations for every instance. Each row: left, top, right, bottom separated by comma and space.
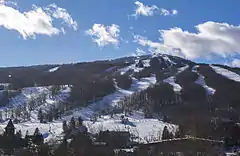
177, 65, 189, 73
2, 87, 49, 109
49, 66, 60, 72
211, 65, 240, 82
162, 55, 176, 65
104, 66, 117, 72
0, 111, 177, 144
163, 65, 189, 92
164, 77, 182, 92
0, 83, 10, 87
142, 59, 151, 67
118, 60, 150, 75
0, 85, 71, 121
64, 75, 157, 121
192, 66, 215, 95
85, 113, 178, 144
0, 121, 63, 143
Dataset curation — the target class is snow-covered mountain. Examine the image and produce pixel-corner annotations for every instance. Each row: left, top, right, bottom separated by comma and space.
0, 54, 239, 144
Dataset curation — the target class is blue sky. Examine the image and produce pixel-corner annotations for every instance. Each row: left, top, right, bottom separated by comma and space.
0, 0, 240, 67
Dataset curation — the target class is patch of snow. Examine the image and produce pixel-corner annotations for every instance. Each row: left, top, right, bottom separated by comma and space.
163, 77, 182, 92
162, 55, 176, 65
163, 65, 189, 92
118, 60, 144, 75
104, 66, 117, 72
0, 83, 10, 87
177, 65, 189, 74
142, 59, 150, 67
49, 66, 60, 72
192, 66, 215, 95
211, 65, 240, 82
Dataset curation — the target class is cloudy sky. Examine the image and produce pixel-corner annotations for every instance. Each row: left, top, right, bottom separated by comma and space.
0, 0, 240, 67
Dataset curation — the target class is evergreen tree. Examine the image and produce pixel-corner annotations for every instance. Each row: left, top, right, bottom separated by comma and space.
47, 108, 53, 122
62, 120, 68, 133
33, 128, 44, 145
16, 130, 22, 139
38, 109, 44, 123
25, 130, 29, 139
70, 117, 76, 130
78, 116, 83, 126
0, 111, 3, 122
162, 126, 170, 140
34, 128, 40, 136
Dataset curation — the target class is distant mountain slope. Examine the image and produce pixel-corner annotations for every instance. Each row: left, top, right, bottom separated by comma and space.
0, 54, 239, 144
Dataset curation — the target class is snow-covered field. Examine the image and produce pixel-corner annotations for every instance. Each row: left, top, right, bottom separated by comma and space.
163, 65, 189, 92
211, 65, 240, 82
192, 66, 215, 95
85, 113, 178, 143
0, 112, 177, 144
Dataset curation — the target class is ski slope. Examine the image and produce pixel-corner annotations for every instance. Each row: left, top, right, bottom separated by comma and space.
211, 65, 240, 82
0, 85, 71, 121
118, 59, 150, 75
49, 66, 60, 72
162, 55, 176, 65
163, 65, 189, 92
64, 74, 156, 121
192, 66, 215, 95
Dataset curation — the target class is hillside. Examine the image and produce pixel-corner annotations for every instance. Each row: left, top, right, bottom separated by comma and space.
0, 54, 239, 154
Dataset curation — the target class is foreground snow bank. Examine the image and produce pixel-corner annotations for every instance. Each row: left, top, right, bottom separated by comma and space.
211, 65, 240, 82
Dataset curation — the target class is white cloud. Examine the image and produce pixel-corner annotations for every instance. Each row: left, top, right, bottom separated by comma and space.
132, 1, 177, 18
160, 21, 240, 59
133, 1, 158, 17
172, 9, 178, 15
132, 48, 147, 57
44, 3, 78, 31
134, 35, 184, 57
135, 21, 240, 60
231, 59, 240, 67
0, 2, 77, 39
86, 24, 120, 47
